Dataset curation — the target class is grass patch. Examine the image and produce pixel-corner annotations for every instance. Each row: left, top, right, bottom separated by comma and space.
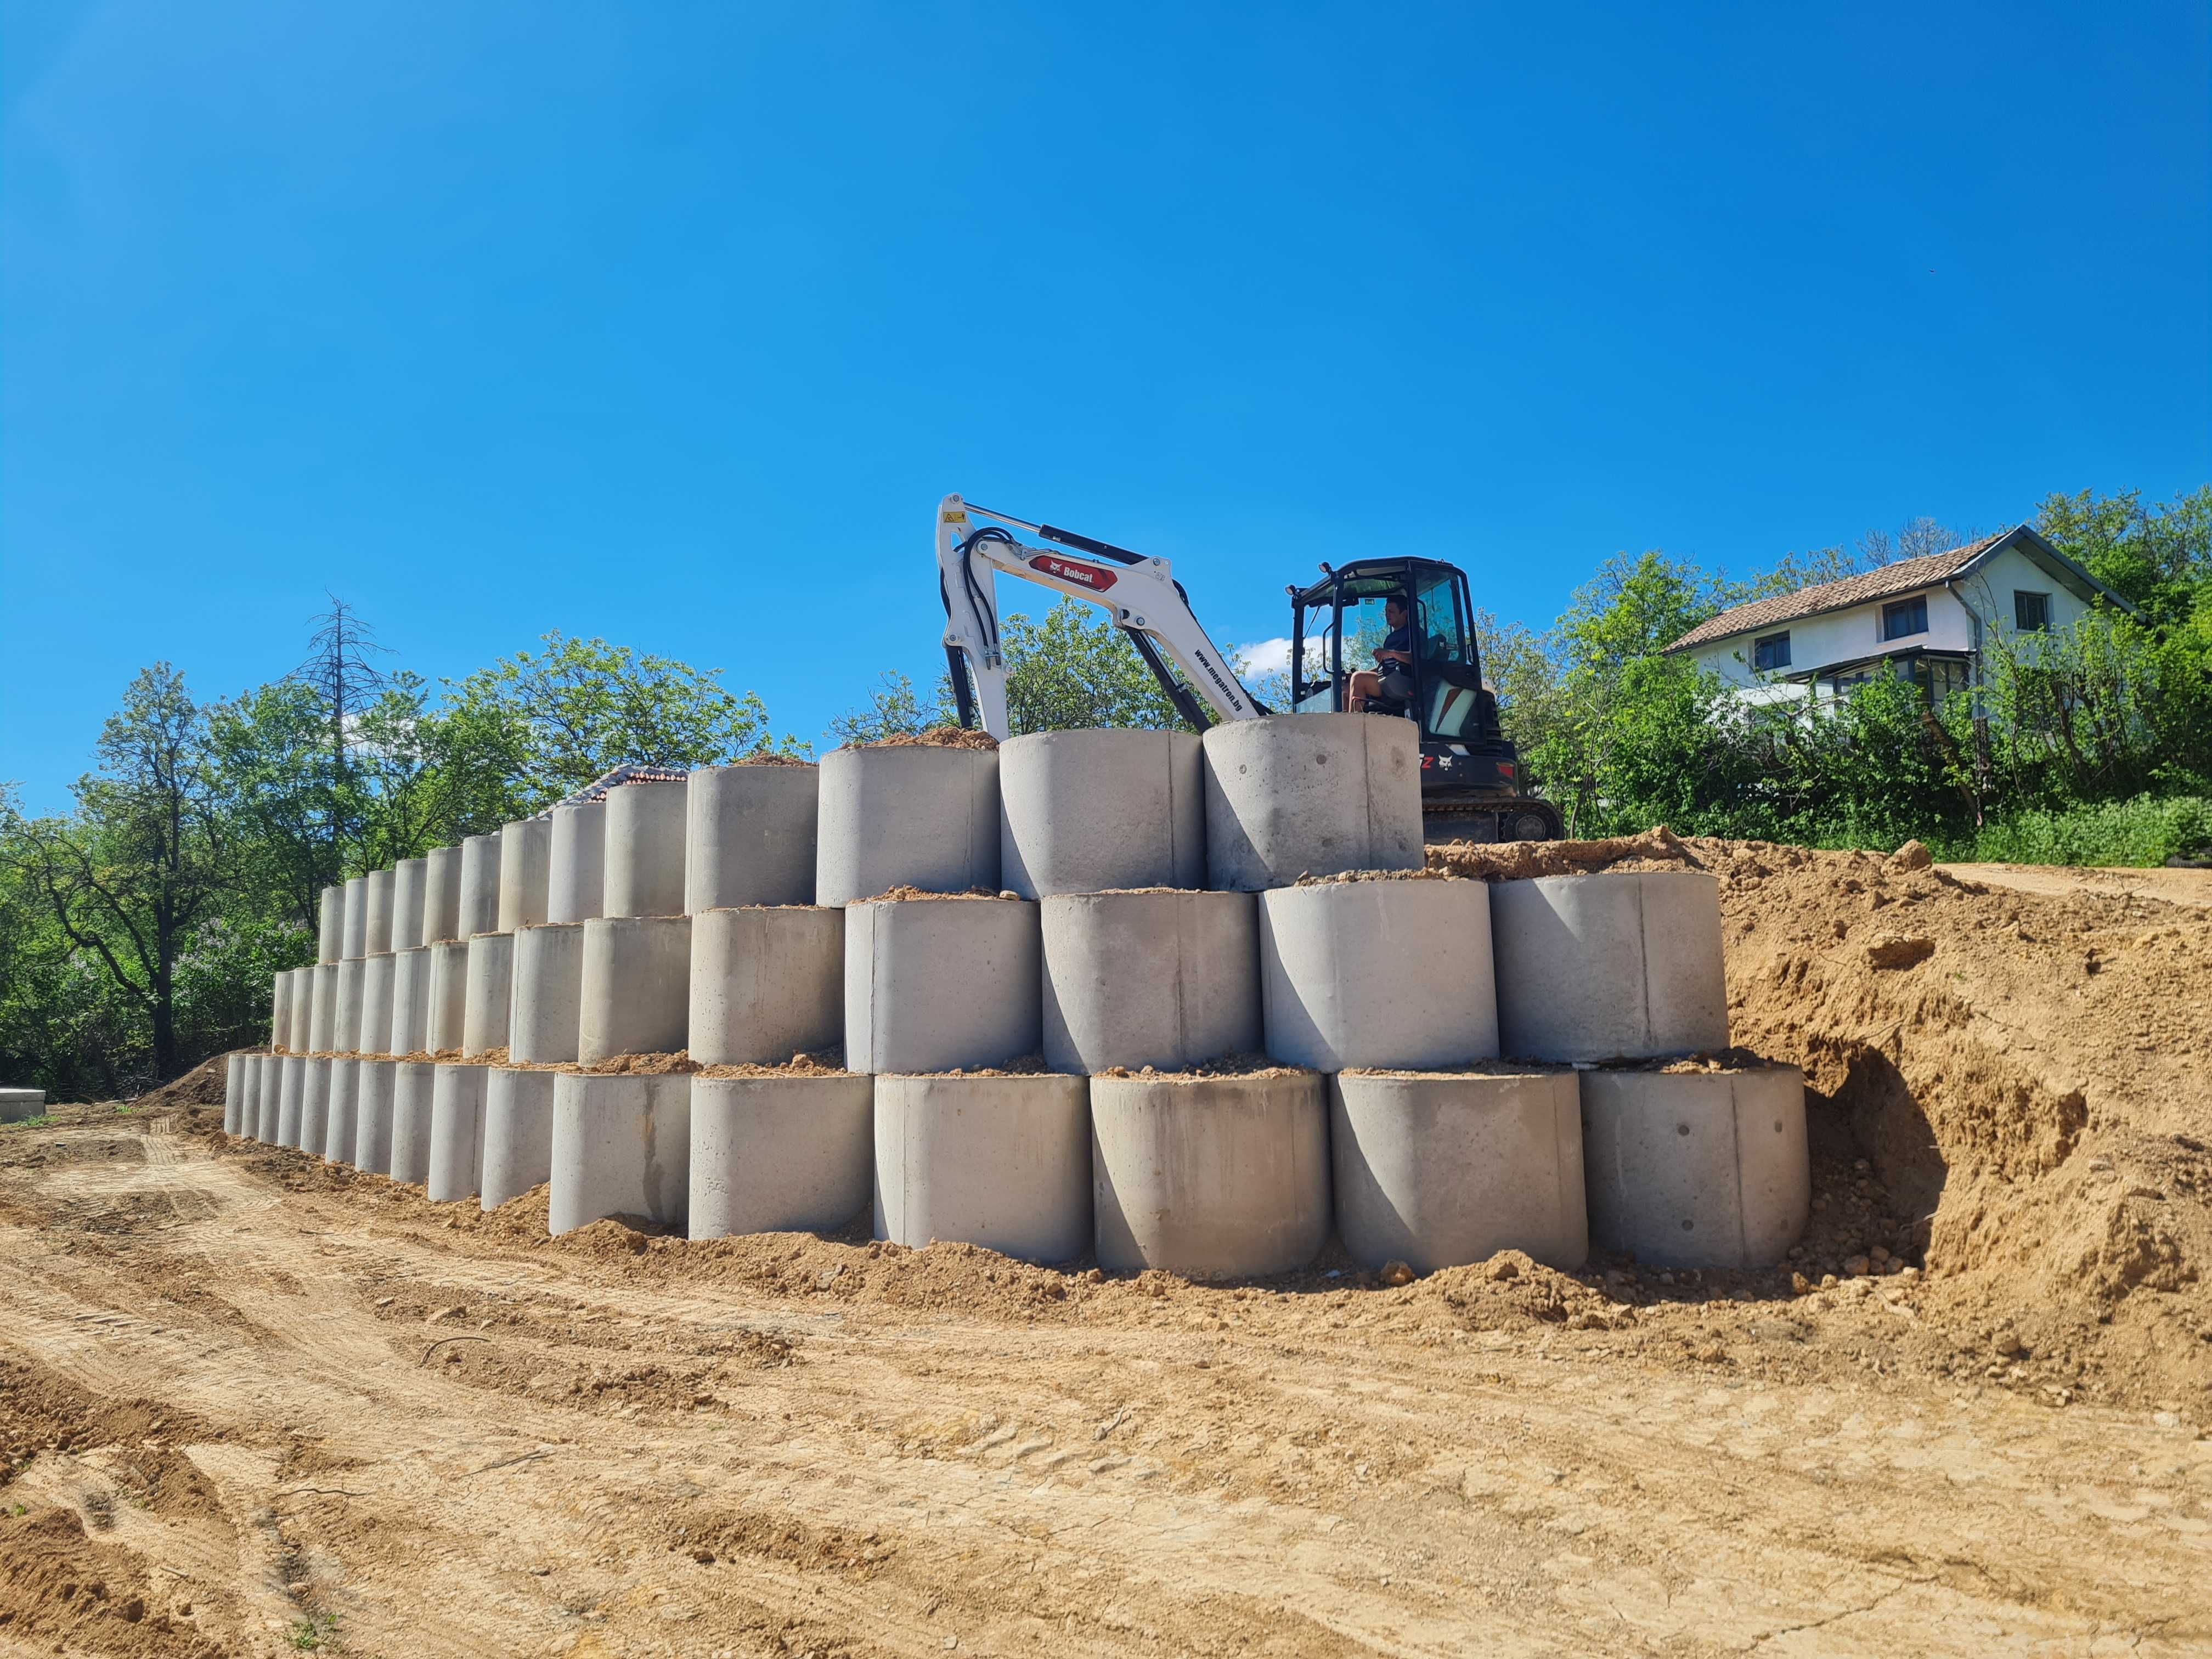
1, 1115, 53, 1131
289, 1611, 339, 1651
1933, 794, 2212, 868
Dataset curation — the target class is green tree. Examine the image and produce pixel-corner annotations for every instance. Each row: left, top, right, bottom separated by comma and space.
999, 601, 1190, 733
2035, 485, 2212, 625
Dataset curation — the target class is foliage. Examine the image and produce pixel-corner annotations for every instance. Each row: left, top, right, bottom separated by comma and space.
2034, 484, 2212, 626
827, 671, 953, 746
1933, 795, 2212, 868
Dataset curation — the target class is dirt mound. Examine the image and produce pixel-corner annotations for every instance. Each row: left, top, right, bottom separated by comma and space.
0, 1506, 224, 1658
726, 751, 814, 766
1423, 823, 1700, 882
850, 726, 997, 751
125, 1051, 234, 1119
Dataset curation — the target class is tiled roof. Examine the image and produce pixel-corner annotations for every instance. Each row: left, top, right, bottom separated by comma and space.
1665, 533, 2006, 652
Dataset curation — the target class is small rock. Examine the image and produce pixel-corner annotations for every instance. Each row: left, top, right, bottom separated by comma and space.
1888, 839, 1933, 872
1993, 1327, 2025, 1357
1379, 1260, 1415, 1288
1870, 1245, 1891, 1265
427, 1305, 465, 1324
1843, 1256, 1871, 1278
2153, 1410, 2181, 1429
1865, 935, 1936, 970
1487, 1258, 1520, 1282
1791, 1272, 1815, 1295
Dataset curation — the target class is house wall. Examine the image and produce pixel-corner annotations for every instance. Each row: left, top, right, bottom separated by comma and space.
1691, 584, 1977, 687
1949, 546, 2094, 644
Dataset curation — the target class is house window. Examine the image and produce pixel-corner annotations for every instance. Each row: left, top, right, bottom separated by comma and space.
1906, 656, 1970, 704
1752, 631, 1791, 672
2015, 590, 2052, 632
1882, 596, 1928, 640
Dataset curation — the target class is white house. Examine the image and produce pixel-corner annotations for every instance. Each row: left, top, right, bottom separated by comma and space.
1664, 524, 2130, 703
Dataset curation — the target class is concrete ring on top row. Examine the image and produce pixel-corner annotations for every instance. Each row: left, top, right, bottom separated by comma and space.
815, 744, 999, 909
1200, 712, 1425, 893
998, 727, 1203, 899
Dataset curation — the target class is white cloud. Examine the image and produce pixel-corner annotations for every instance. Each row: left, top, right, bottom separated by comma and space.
1237, 637, 1293, 676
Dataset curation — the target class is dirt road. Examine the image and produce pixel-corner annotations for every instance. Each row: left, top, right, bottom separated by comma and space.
3, 1107, 2207, 1658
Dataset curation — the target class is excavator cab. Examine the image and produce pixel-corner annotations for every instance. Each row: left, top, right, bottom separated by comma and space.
1290, 558, 1561, 842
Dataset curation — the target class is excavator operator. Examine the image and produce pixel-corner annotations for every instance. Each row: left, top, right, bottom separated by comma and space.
1347, 593, 1424, 714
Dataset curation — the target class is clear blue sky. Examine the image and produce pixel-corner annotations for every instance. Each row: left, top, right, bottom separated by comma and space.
4, 1, 2207, 812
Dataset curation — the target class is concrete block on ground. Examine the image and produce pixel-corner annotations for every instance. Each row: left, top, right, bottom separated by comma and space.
872, 1074, 1090, 1265
290, 967, 314, 1054
510, 924, 585, 1065
458, 833, 503, 938
364, 867, 394, 956
1042, 890, 1259, 1074
423, 845, 464, 943
223, 1054, 246, 1135
549, 799, 606, 925
342, 875, 370, 958
300, 1057, 331, 1158
325, 1058, 359, 1165
335, 957, 365, 1055
360, 952, 396, 1057
272, 972, 292, 1054
1331, 1070, 1588, 1274
390, 947, 432, 1056
482, 1068, 557, 1210
689, 907, 843, 1067
1201, 714, 1423, 891
689, 1074, 872, 1239
605, 780, 690, 918
0, 1087, 45, 1124
1000, 729, 1204, 898
392, 857, 428, 952
318, 884, 345, 964
500, 817, 553, 932
1580, 1065, 1809, 1270
428, 1063, 488, 1203
308, 962, 337, 1055
1258, 879, 1498, 1070
389, 1062, 437, 1184
686, 763, 818, 912
549, 1072, 692, 1236
354, 1059, 396, 1175
815, 746, 998, 907
844, 898, 1040, 1075
578, 916, 692, 1062
425, 940, 471, 1053
462, 932, 514, 1057
1491, 871, 1729, 1062
1091, 1072, 1329, 1277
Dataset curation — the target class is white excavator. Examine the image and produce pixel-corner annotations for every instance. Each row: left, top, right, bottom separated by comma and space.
934, 493, 1562, 842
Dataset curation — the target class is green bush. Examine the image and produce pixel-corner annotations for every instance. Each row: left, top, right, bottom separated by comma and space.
1934, 795, 2212, 867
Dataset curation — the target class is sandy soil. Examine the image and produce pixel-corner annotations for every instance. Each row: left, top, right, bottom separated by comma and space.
3, 839, 2209, 1657
1938, 862, 2212, 910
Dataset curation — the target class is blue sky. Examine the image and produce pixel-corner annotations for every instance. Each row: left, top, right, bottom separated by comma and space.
4, 1, 2207, 812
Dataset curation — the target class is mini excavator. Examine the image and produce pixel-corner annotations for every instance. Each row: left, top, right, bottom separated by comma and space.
934, 493, 1562, 842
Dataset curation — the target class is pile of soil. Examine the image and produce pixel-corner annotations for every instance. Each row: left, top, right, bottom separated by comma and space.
851, 727, 997, 751
564, 1052, 699, 1076
124, 1052, 233, 1115
726, 751, 814, 766
693, 1052, 850, 1079
857, 886, 1013, 902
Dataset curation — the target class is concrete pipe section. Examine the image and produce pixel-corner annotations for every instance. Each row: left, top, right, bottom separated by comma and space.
335, 958, 366, 1056
1091, 1071, 1330, 1278
873, 1074, 1091, 1265
224, 1055, 245, 1135
499, 817, 554, 932
425, 940, 471, 1054
844, 898, 1041, 1075
998, 729, 1204, 899
428, 1063, 489, 1203
1042, 890, 1260, 1075
458, 832, 504, 938
391, 857, 428, 952
548, 799, 606, 924
1331, 1070, 1588, 1274
1580, 1065, 1810, 1270
271, 973, 292, 1054
390, 947, 432, 1056
1201, 713, 1424, 892
462, 933, 515, 1057
481, 1069, 557, 1210
308, 964, 337, 1054
354, 1059, 396, 1175
605, 780, 690, 918
1008, 734, 1212, 902
364, 867, 394, 956
579, 916, 692, 1062
1490, 871, 1729, 1062
549, 1072, 692, 1237
1259, 879, 1498, 1070
422, 845, 464, 944
342, 874, 370, 959
686, 762, 819, 912
510, 924, 585, 1064
258, 1057, 284, 1143
689, 1074, 872, 1239
689, 907, 843, 1067
290, 967, 315, 1054
318, 884, 345, 964
300, 1058, 332, 1159
389, 1062, 438, 1185
325, 1058, 359, 1165
360, 952, 396, 1057
815, 746, 999, 907
236, 1057, 261, 1141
